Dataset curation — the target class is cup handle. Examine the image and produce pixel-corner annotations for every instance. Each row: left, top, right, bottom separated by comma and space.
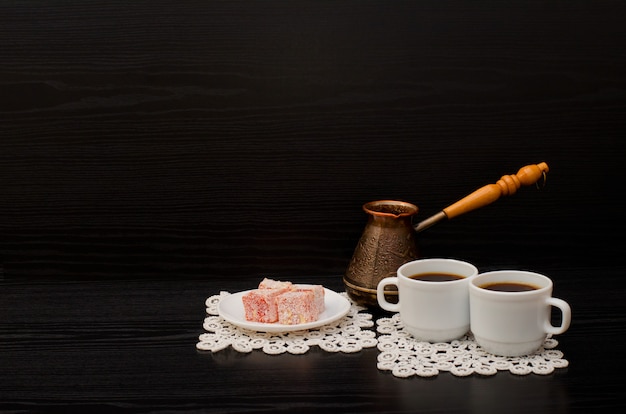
377, 277, 400, 312
544, 297, 572, 335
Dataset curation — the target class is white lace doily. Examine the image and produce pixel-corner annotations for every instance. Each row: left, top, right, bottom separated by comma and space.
196, 291, 378, 354
376, 313, 569, 378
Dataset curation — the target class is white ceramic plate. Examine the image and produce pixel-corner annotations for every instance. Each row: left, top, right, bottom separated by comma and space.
218, 287, 351, 333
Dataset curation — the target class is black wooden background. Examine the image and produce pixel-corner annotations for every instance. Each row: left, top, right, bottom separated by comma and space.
1, 0, 624, 282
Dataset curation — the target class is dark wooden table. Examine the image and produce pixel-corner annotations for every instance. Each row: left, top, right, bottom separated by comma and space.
2, 264, 624, 413
2, 0, 626, 412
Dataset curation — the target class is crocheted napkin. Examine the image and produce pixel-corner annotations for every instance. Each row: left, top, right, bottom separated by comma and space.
376, 313, 569, 378
196, 291, 378, 354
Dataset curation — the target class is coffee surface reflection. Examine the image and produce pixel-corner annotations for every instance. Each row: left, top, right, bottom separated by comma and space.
409, 272, 465, 282
480, 282, 538, 292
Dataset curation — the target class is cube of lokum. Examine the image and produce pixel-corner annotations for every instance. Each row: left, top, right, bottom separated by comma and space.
241, 288, 286, 323
258, 278, 293, 290
276, 290, 320, 325
293, 284, 325, 315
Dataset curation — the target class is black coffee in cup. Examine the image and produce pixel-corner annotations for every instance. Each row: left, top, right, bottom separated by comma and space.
409, 272, 465, 282
480, 282, 538, 292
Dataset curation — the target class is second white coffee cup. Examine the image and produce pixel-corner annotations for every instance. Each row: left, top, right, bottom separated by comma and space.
469, 270, 572, 357
377, 258, 478, 343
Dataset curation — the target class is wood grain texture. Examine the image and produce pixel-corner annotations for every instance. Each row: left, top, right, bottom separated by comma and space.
1, 0, 625, 281
1, 271, 624, 412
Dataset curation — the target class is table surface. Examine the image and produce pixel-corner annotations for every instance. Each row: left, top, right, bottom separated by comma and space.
2, 266, 624, 413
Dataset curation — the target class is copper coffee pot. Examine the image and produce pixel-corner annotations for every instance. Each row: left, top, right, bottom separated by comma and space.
343, 162, 549, 307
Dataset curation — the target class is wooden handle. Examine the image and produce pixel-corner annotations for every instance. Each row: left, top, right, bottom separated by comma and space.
442, 162, 549, 219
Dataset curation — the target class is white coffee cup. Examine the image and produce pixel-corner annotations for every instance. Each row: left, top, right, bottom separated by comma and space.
469, 270, 572, 357
377, 258, 479, 342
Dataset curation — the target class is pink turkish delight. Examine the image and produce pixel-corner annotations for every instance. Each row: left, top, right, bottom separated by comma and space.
242, 279, 325, 325
277, 290, 318, 324
241, 283, 292, 323
258, 277, 293, 290
293, 284, 325, 316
